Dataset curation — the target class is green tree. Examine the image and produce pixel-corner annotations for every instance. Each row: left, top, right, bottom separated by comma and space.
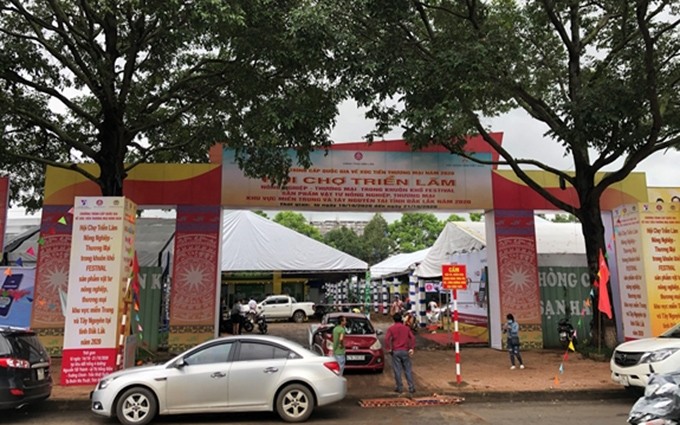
469, 212, 484, 222
388, 212, 444, 253
273, 211, 322, 241
323, 226, 366, 260
552, 214, 580, 223
446, 213, 466, 222
325, 0, 680, 333
0, 0, 341, 210
361, 213, 393, 265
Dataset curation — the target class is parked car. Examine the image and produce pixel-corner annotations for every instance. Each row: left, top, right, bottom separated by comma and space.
257, 295, 315, 323
91, 335, 346, 425
611, 322, 680, 389
309, 312, 384, 373
0, 326, 52, 410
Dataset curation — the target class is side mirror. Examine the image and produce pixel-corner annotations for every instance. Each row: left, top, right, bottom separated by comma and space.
175, 358, 187, 369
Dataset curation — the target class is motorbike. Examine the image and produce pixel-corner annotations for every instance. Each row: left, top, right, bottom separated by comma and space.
628, 372, 680, 425
403, 308, 419, 333
256, 312, 268, 334
557, 317, 577, 347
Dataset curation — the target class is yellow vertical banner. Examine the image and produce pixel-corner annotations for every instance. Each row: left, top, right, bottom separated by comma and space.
638, 203, 680, 335
61, 196, 136, 386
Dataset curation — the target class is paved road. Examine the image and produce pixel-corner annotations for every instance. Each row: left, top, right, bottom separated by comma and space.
4, 397, 637, 424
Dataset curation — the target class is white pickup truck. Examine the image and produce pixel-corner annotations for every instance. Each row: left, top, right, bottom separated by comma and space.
256, 295, 315, 323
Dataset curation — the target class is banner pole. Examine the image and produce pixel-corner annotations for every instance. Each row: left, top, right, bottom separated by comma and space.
452, 288, 461, 384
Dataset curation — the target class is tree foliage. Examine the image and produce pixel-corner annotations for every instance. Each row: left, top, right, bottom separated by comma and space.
469, 212, 484, 222
388, 212, 444, 253
272, 211, 322, 241
0, 0, 342, 209
323, 0, 680, 330
323, 226, 366, 260
361, 213, 394, 265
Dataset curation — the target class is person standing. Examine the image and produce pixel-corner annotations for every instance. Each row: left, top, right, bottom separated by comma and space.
231, 299, 242, 335
384, 313, 416, 396
389, 294, 403, 317
332, 315, 347, 375
503, 313, 525, 370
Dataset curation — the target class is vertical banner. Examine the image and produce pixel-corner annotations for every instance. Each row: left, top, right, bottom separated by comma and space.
168, 205, 221, 352
0, 176, 8, 253
613, 205, 649, 339
30, 205, 73, 352
493, 210, 542, 348
639, 203, 680, 335
614, 203, 680, 339
61, 197, 136, 386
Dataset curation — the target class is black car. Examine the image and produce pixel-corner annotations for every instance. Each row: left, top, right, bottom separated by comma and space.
0, 326, 52, 409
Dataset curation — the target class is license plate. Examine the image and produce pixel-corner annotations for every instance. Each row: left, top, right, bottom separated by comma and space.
36, 368, 45, 381
347, 355, 365, 361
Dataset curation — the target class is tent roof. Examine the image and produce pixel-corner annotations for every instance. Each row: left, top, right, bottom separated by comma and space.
221, 211, 367, 272
414, 219, 585, 278
370, 247, 431, 280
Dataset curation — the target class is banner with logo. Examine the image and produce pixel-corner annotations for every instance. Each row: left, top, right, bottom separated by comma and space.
61, 197, 136, 386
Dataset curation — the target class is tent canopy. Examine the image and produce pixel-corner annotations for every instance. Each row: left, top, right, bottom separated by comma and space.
221, 211, 367, 272
370, 247, 430, 280
414, 219, 585, 278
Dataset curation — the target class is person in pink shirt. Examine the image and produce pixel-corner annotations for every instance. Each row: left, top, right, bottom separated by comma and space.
384, 313, 416, 396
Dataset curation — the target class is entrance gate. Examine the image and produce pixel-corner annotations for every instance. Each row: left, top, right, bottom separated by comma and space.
31, 135, 648, 353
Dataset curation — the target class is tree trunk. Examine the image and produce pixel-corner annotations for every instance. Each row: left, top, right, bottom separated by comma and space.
95, 112, 128, 197
578, 190, 616, 348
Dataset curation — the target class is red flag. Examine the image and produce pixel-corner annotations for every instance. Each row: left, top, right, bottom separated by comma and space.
598, 250, 612, 319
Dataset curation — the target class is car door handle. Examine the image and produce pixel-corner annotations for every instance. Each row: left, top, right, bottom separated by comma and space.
211, 372, 226, 378
263, 367, 279, 374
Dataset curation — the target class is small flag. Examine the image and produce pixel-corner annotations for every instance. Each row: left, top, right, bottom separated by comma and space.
58, 216, 67, 225
4, 268, 11, 276
568, 341, 576, 352
598, 249, 613, 319
563, 352, 569, 361
137, 324, 143, 332
37, 237, 45, 245
15, 258, 23, 267
559, 363, 564, 374
26, 247, 36, 256
554, 376, 560, 386
48, 227, 56, 235
67, 207, 74, 215
584, 298, 591, 308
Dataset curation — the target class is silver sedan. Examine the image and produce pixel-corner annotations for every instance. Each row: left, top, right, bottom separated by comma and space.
90, 335, 347, 425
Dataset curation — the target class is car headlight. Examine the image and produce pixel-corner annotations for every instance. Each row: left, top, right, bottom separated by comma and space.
370, 340, 382, 350
98, 377, 116, 390
640, 348, 679, 364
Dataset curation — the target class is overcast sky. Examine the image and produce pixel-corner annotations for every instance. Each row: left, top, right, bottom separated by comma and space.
332, 101, 680, 188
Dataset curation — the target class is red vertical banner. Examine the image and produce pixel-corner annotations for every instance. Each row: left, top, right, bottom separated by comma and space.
168, 205, 221, 352
0, 176, 9, 254
493, 210, 542, 347
31, 205, 73, 353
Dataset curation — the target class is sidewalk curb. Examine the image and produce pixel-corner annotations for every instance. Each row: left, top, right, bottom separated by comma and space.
47, 388, 632, 411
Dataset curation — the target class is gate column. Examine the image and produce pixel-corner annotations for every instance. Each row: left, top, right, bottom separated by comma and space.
485, 210, 543, 350
168, 205, 222, 352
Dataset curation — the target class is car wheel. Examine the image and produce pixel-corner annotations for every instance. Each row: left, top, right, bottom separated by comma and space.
276, 383, 315, 423
292, 310, 306, 323
115, 386, 157, 425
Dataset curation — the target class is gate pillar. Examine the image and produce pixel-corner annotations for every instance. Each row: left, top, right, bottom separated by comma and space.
485, 210, 543, 350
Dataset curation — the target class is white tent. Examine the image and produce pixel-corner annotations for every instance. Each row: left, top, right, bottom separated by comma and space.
414, 219, 585, 278
370, 247, 430, 280
220, 210, 367, 272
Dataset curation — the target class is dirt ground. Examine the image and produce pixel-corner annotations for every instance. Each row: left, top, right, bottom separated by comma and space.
49, 319, 621, 400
